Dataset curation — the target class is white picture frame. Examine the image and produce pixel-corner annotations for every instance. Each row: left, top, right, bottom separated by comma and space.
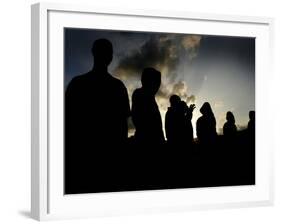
31, 2, 274, 221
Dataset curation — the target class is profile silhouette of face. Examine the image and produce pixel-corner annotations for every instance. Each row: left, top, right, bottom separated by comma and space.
169, 95, 181, 107
226, 111, 235, 123
249, 111, 255, 120
200, 102, 213, 116
92, 39, 113, 67
141, 68, 161, 95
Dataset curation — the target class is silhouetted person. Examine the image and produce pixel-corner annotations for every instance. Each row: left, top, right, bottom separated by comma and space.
248, 111, 255, 134
180, 101, 196, 145
196, 102, 217, 145
246, 110, 255, 183
165, 95, 181, 145
131, 68, 165, 146
165, 95, 195, 146
65, 39, 130, 193
223, 111, 237, 139
248, 110, 255, 140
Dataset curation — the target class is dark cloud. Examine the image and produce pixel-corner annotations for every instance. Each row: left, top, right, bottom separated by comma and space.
114, 34, 202, 82
114, 34, 176, 80
157, 80, 196, 102
114, 34, 201, 115
182, 35, 202, 59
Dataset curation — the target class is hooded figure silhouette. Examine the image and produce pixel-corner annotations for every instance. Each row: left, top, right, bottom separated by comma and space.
196, 102, 217, 144
223, 111, 237, 139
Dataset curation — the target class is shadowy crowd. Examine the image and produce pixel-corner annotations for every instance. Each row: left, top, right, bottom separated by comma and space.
65, 39, 255, 194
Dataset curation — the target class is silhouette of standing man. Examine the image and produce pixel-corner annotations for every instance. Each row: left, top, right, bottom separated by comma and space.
247, 110, 255, 142
65, 39, 130, 194
196, 102, 217, 145
248, 111, 255, 134
165, 95, 182, 146
132, 68, 165, 147
165, 95, 195, 147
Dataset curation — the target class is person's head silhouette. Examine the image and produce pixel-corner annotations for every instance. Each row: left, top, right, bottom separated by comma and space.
249, 110, 255, 121
169, 95, 181, 107
141, 67, 161, 95
91, 39, 113, 69
226, 111, 235, 123
200, 102, 214, 117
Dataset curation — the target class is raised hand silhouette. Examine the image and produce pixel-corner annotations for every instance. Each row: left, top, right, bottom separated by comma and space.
165, 95, 195, 147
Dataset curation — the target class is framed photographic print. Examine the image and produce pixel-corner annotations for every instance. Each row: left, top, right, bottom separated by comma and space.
31, 2, 274, 221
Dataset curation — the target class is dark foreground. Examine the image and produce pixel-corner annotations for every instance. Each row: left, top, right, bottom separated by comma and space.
65, 130, 255, 194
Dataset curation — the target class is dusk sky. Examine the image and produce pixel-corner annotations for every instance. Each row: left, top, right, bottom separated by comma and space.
64, 28, 255, 137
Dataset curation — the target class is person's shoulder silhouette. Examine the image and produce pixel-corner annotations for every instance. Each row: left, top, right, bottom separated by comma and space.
165, 95, 181, 145
247, 110, 255, 137
223, 111, 237, 138
196, 102, 217, 144
66, 38, 127, 99
66, 38, 130, 145
132, 67, 164, 146
65, 38, 130, 193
